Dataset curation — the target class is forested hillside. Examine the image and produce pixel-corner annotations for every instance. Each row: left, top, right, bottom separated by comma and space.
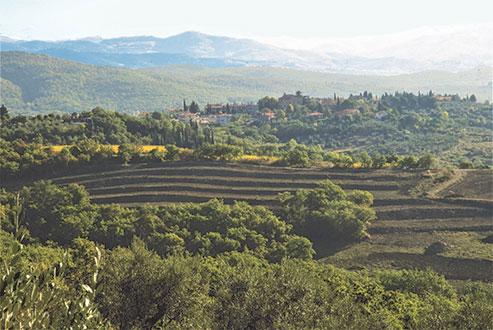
1, 51, 491, 114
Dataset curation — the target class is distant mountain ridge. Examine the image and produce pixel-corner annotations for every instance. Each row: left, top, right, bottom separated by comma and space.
1, 32, 303, 68
1, 51, 491, 114
2, 29, 491, 75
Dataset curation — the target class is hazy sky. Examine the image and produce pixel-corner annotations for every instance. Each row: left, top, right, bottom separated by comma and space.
1, 0, 492, 41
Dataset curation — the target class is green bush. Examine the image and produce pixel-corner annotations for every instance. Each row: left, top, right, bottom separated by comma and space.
278, 180, 376, 249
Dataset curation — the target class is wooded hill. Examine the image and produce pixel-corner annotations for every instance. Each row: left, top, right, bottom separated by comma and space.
1, 51, 491, 114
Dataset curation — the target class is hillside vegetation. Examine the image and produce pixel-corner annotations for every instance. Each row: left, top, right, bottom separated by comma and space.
1, 97, 492, 167
3, 167, 492, 329
1, 51, 491, 114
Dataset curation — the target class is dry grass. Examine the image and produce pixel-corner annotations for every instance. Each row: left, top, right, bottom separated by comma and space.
47, 145, 166, 153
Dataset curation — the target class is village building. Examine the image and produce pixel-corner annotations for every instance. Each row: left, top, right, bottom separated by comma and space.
312, 98, 336, 107
230, 104, 258, 114
177, 112, 198, 123
336, 108, 360, 118
215, 114, 232, 124
259, 112, 276, 123
206, 103, 258, 115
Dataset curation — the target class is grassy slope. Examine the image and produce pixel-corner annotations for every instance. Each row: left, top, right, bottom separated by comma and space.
4, 162, 492, 281
1, 51, 491, 114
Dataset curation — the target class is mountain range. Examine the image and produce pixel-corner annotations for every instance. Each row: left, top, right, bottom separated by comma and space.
2, 25, 492, 75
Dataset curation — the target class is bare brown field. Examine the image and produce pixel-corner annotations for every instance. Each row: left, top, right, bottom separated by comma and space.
375, 206, 490, 221
368, 217, 493, 234
332, 252, 493, 281
436, 169, 493, 200
326, 169, 492, 282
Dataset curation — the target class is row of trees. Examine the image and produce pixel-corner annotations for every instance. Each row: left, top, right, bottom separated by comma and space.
0, 137, 444, 181
0, 181, 296, 259
0, 138, 245, 180
1, 107, 214, 147
0, 139, 442, 184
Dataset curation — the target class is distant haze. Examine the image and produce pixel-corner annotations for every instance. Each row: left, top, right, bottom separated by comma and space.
2, 0, 492, 75
260, 23, 493, 63
2, 24, 492, 75
1, 0, 492, 39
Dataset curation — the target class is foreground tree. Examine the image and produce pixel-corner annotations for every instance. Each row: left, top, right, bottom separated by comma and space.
0, 237, 105, 329
99, 239, 210, 330
20, 181, 95, 244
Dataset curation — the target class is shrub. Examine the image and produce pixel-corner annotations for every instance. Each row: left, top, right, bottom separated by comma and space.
282, 149, 310, 167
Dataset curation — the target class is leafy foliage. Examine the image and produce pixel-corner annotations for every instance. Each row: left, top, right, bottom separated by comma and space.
99, 239, 209, 330
4, 232, 491, 329
0, 235, 105, 330
0, 107, 213, 147
1, 182, 315, 262
278, 180, 376, 251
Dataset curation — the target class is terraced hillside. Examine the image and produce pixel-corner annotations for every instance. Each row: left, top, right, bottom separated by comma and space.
7, 162, 420, 206
5, 162, 493, 281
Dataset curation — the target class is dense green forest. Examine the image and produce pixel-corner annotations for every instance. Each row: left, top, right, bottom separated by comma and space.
1, 52, 491, 114
2, 180, 492, 329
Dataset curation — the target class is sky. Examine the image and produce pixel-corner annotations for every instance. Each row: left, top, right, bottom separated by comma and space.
1, 0, 492, 42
